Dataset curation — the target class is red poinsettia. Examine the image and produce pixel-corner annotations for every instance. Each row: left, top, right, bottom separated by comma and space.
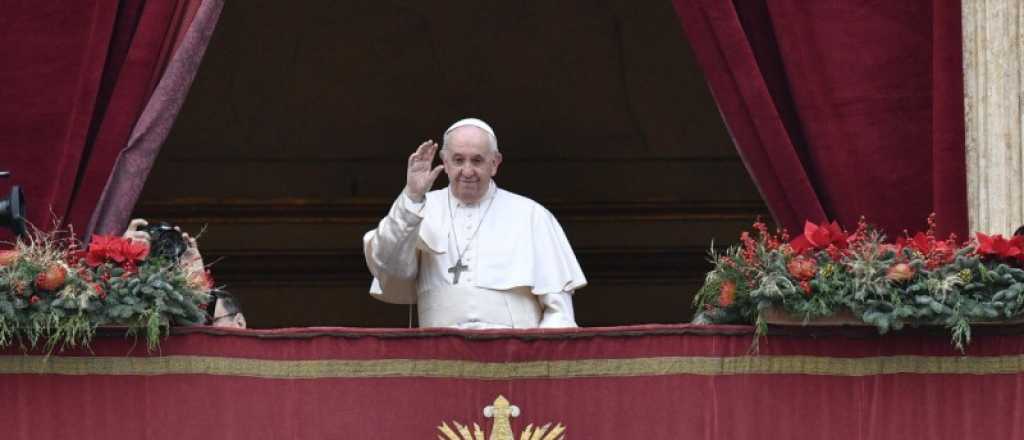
896, 232, 952, 258
789, 221, 848, 254
84, 235, 150, 268
891, 214, 960, 269
897, 232, 928, 254
975, 232, 1024, 261
84, 235, 116, 267
118, 240, 150, 262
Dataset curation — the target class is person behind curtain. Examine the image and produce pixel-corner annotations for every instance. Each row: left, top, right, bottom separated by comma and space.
363, 118, 586, 329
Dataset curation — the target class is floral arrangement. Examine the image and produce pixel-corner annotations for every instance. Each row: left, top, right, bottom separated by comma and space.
694, 215, 1024, 350
0, 226, 217, 352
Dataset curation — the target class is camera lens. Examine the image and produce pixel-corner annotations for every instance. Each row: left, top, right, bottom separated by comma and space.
143, 222, 187, 261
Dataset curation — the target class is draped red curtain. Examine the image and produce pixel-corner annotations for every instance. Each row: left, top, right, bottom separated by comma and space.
672, 0, 967, 239
0, 0, 209, 242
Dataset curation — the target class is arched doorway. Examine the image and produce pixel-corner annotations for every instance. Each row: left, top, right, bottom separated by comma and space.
136, 0, 767, 327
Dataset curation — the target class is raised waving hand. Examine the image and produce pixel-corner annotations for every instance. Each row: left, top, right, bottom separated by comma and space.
404, 140, 444, 202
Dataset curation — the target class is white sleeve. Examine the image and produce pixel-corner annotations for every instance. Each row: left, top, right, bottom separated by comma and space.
537, 291, 578, 328
363, 191, 426, 285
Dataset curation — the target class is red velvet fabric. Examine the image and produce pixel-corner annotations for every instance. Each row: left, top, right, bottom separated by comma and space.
0, 0, 200, 242
87, 0, 222, 237
3, 325, 1024, 439
673, 0, 967, 238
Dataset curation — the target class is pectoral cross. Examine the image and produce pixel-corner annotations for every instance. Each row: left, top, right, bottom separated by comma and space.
448, 259, 469, 284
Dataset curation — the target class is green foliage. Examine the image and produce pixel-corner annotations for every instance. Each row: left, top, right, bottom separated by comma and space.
0, 231, 218, 353
696, 217, 1024, 351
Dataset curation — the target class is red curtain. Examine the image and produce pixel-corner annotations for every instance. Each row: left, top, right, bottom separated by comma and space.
0, 0, 203, 242
672, 0, 967, 239
3, 325, 1024, 439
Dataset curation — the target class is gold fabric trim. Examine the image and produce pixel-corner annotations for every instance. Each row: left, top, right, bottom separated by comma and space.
2, 354, 1023, 379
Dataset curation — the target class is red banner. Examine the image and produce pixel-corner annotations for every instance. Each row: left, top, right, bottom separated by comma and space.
2, 324, 1023, 439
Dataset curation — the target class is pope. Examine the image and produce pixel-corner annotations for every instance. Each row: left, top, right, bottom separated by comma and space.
363, 118, 586, 328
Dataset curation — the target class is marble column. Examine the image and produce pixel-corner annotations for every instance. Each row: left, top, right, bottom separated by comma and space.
964, 0, 1024, 235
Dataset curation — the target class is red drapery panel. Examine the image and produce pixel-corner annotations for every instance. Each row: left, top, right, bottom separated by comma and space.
0, 0, 204, 242
87, 0, 223, 237
2, 325, 1024, 439
672, 0, 967, 238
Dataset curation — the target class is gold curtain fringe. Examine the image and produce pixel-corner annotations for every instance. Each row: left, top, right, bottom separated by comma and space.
2, 354, 1023, 379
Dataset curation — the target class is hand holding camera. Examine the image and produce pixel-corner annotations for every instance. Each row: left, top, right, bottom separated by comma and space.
124, 219, 193, 262
123, 218, 245, 328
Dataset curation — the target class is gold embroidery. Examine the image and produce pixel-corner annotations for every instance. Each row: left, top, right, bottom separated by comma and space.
438, 396, 564, 440
2, 354, 1024, 378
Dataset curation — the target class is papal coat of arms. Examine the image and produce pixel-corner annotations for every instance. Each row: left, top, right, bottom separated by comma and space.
437, 395, 566, 440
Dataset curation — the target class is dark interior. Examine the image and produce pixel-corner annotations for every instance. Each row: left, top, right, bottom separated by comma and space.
134, 0, 767, 328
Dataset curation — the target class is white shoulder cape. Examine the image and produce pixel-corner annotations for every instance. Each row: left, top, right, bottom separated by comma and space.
369, 187, 587, 302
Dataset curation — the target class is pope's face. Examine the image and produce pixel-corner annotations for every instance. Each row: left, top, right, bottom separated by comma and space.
442, 127, 502, 204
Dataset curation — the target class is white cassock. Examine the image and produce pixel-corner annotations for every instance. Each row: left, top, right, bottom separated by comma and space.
363, 182, 586, 329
